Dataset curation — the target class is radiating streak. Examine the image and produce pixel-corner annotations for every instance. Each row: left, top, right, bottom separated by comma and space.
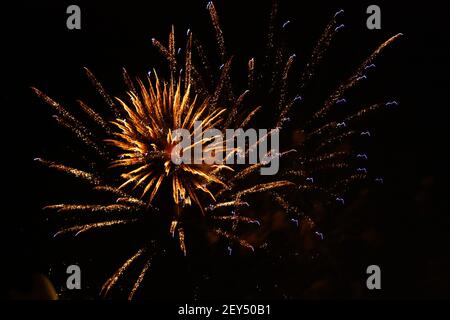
332, 173, 367, 191
32, 90, 107, 157
207, 1, 226, 62
35, 158, 102, 185
299, 14, 338, 89
53, 219, 137, 237
306, 121, 339, 141
52, 115, 107, 157
116, 197, 146, 207
216, 151, 291, 197
270, 42, 287, 94
314, 162, 349, 172
264, 0, 279, 68
193, 37, 213, 87
236, 181, 294, 198
169, 25, 176, 63
224, 90, 250, 128
214, 228, 254, 251
128, 258, 152, 300
307, 103, 383, 141
211, 215, 259, 225
210, 58, 233, 110
84, 67, 122, 117
178, 227, 186, 256
215, 150, 296, 198
101, 248, 145, 297
276, 96, 301, 129
244, 128, 277, 157
284, 169, 308, 178
239, 105, 262, 128
311, 34, 402, 122
122, 67, 138, 96
270, 191, 304, 217
316, 131, 355, 150
44, 204, 136, 213
342, 103, 383, 124
170, 220, 178, 237
152, 37, 177, 76
93, 185, 130, 198
235, 150, 295, 182
185, 31, 193, 90
206, 200, 249, 211
248, 58, 255, 90
278, 54, 295, 111
77, 100, 111, 134
32, 87, 83, 129
297, 185, 337, 199
190, 66, 209, 97
306, 151, 349, 163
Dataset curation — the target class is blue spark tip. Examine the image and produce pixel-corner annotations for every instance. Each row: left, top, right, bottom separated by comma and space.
357, 75, 367, 81
315, 231, 324, 240
334, 9, 344, 17
357, 153, 368, 160
374, 177, 384, 184
335, 24, 345, 32
385, 101, 399, 107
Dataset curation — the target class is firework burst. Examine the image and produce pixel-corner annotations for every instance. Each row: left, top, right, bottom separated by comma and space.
106, 75, 230, 209
33, 1, 401, 299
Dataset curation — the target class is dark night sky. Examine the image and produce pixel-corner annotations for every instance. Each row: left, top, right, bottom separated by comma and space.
1, 0, 449, 299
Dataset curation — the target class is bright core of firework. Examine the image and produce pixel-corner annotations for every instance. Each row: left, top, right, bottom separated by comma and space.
106, 74, 231, 209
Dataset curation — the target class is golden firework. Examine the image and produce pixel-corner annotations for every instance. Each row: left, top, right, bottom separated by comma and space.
33, 1, 401, 299
106, 74, 231, 209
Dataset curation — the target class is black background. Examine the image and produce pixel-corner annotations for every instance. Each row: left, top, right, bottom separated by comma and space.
1, 0, 449, 299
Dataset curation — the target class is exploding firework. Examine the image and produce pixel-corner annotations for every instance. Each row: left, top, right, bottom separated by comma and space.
33, 1, 401, 299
